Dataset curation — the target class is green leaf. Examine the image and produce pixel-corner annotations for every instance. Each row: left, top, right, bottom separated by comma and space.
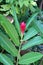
30, 1, 37, 6
33, 20, 43, 37
19, 52, 43, 64
26, 12, 39, 29
0, 0, 2, 2
19, 0, 24, 8
19, 0, 29, 7
6, 54, 14, 62
22, 36, 43, 50
29, 5, 36, 12
6, 0, 10, 3
0, 14, 20, 46
23, 27, 38, 41
0, 32, 18, 57
0, 4, 11, 11
6, 0, 14, 4
24, 1, 29, 7
10, 5, 21, 36
0, 53, 14, 65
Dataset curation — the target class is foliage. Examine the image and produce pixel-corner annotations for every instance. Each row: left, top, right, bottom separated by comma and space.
0, 7, 43, 65
0, 0, 43, 65
0, 0, 37, 16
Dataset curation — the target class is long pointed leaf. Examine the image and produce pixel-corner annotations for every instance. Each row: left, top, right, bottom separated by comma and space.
33, 20, 43, 37
23, 27, 38, 41
0, 14, 20, 46
0, 32, 18, 56
22, 36, 43, 50
0, 53, 14, 65
11, 5, 21, 36
19, 52, 43, 64
26, 12, 38, 29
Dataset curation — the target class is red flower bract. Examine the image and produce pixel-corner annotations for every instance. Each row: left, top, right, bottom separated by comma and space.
20, 22, 26, 34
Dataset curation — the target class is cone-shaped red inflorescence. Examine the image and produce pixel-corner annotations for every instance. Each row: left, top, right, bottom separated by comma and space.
20, 22, 26, 34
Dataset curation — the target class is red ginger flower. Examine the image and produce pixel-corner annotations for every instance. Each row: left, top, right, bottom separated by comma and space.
20, 22, 26, 34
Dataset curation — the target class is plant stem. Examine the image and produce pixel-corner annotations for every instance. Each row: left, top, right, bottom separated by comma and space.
16, 34, 23, 65
33, 63, 35, 65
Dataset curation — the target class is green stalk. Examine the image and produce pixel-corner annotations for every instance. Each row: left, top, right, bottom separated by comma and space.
16, 33, 23, 65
